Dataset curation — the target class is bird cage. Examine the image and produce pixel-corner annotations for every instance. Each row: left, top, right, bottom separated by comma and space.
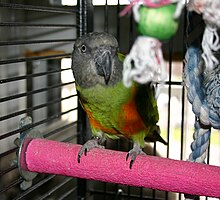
0, 1, 220, 200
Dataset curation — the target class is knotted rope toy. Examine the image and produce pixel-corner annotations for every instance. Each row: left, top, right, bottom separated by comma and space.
184, 46, 220, 199
188, 0, 220, 71
184, 0, 220, 173
183, 1, 220, 199
120, 0, 181, 88
184, 47, 210, 163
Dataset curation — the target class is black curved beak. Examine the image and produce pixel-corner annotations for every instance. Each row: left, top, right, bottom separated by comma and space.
95, 50, 112, 84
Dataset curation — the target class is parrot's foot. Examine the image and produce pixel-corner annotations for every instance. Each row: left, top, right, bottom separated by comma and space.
78, 137, 105, 163
126, 143, 146, 169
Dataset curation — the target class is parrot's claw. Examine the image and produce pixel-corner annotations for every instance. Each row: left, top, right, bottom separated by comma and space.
78, 137, 105, 163
126, 143, 146, 169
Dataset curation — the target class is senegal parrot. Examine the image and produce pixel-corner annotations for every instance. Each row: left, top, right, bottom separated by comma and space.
72, 32, 167, 168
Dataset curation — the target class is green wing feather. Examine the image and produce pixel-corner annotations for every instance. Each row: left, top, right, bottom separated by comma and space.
118, 52, 125, 62
135, 84, 167, 145
118, 52, 167, 145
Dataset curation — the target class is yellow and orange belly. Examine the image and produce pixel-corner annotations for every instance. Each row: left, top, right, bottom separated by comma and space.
84, 97, 147, 138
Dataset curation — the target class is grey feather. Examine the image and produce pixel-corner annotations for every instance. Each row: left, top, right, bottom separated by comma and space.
72, 32, 123, 88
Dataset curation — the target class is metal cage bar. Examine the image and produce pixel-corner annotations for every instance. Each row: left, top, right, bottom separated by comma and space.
0, 1, 78, 199
76, 0, 94, 199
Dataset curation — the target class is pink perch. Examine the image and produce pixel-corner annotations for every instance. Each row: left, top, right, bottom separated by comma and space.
21, 138, 220, 198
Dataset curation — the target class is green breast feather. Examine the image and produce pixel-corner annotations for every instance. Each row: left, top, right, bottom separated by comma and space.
76, 82, 132, 136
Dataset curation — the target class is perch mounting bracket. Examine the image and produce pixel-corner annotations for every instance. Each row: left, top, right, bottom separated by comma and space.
14, 116, 43, 190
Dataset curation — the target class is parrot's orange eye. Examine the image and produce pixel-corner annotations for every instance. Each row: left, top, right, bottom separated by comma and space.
80, 45, 87, 53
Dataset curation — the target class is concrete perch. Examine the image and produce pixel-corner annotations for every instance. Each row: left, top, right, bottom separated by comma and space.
19, 138, 220, 198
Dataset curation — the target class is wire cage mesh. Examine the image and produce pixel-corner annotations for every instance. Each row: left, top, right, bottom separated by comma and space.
0, 1, 78, 199
0, 0, 219, 200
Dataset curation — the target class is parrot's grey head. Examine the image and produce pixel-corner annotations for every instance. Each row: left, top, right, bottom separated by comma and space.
72, 32, 123, 88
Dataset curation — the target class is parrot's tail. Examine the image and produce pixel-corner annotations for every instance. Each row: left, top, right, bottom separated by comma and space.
144, 125, 168, 145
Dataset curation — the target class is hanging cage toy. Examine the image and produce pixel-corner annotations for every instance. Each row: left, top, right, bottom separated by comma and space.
184, 0, 220, 178
120, 0, 182, 88
187, 0, 220, 71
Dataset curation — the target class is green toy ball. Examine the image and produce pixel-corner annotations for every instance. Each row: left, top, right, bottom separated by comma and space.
137, 4, 179, 40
